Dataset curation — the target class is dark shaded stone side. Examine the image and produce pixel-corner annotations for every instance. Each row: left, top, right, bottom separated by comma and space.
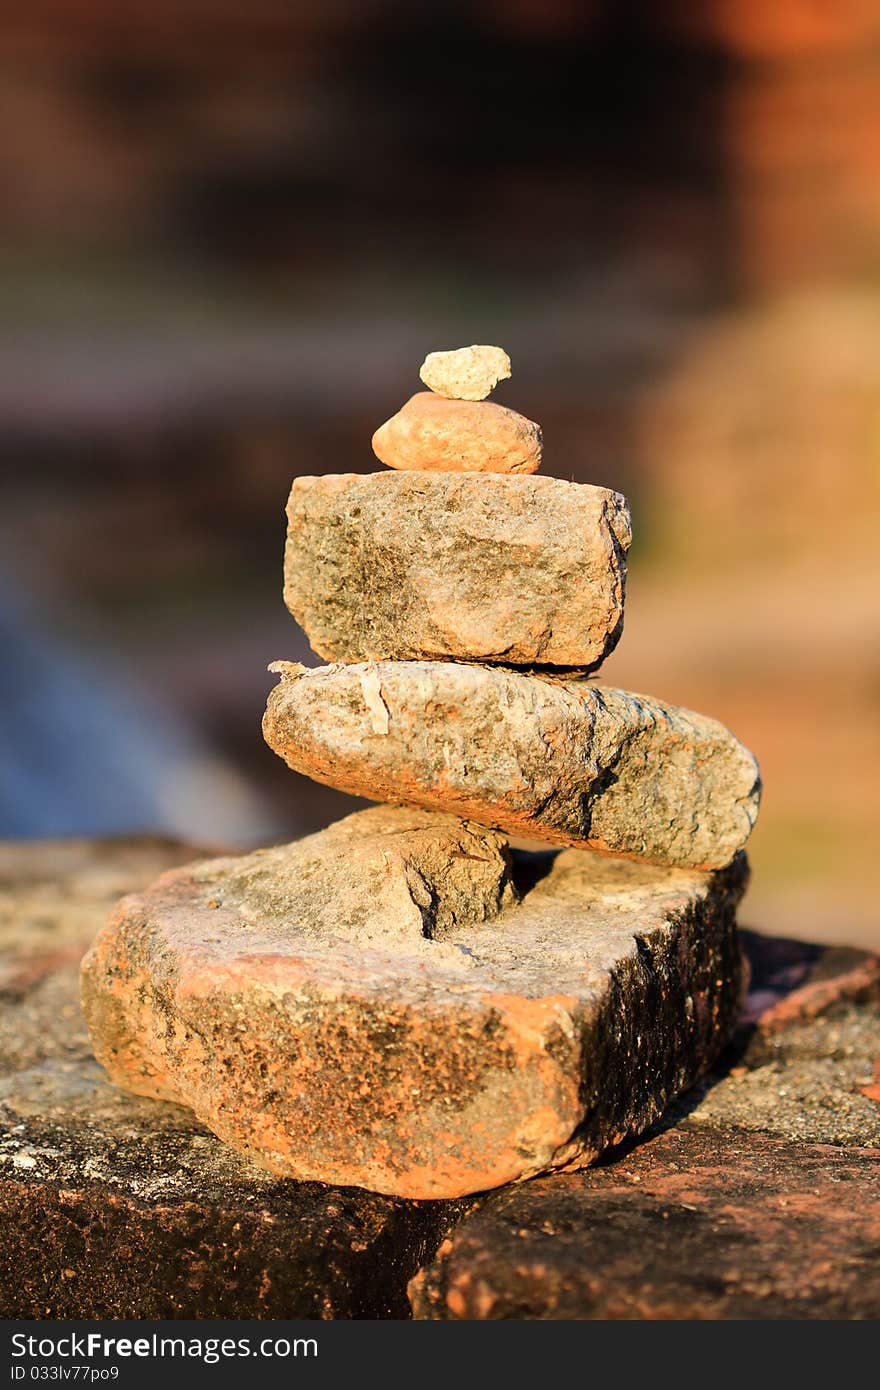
560, 853, 747, 1164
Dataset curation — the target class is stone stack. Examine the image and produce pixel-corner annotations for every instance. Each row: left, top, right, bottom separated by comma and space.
82, 345, 761, 1199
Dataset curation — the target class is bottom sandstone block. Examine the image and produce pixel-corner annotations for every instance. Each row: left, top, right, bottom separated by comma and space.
81, 807, 748, 1199
408, 1128, 880, 1320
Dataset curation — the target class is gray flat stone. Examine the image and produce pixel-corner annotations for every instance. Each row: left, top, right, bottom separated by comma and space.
263, 660, 761, 869
283, 472, 630, 669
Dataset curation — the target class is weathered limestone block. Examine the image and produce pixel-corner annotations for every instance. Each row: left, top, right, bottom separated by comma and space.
372, 392, 542, 473
419, 344, 511, 400
81, 807, 748, 1199
263, 662, 761, 870
284, 472, 630, 668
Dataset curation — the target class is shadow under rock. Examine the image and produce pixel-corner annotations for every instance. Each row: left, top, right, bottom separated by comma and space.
509, 847, 560, 899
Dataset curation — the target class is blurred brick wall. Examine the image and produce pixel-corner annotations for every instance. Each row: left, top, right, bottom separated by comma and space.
1, 3, 878, 945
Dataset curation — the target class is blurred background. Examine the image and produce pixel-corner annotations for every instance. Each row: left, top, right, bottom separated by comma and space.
1, 1, 878, 946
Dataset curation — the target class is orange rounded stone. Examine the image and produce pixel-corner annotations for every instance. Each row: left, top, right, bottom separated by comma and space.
371, 391, 542, 474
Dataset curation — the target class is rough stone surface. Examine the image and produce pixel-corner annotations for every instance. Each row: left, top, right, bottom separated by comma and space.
409, 1128, 880, 1320
3, 836, 877, 1320
410, 931, 880, 1320
419, 345, 511, 401
263, 662, 761, 869
0, 837, 445, 1319
172, 805, 517, 948
283, 472, 630, 668
82, 809, 748, 1199
681, 934, 880, 1149
371, 392, 542, 473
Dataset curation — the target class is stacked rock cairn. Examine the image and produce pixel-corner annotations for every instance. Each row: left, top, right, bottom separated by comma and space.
82, 346, 762, 1200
